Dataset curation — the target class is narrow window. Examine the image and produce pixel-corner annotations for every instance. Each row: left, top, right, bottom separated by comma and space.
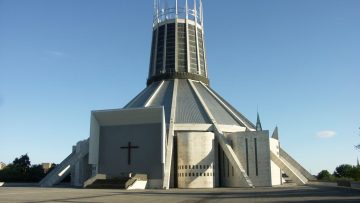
222, 149, 225, 175
245, 138, 249, 176
227, 158, 230, 177
254, 138, 259, 176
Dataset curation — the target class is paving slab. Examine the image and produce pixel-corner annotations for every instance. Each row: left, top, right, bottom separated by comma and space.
0, 185, 359, 203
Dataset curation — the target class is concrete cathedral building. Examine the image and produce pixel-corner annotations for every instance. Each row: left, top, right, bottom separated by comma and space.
40, 0, 315, 189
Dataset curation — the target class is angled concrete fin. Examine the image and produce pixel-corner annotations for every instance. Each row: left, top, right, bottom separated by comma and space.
279, 148, 316, 181
162, 133, 174, 189
162, 79, 178, 189
188, 80, 253, 187
40, 152, 89, 187
270, 151, 308, 185
39, 140, 89, 187
216, 131, 254, 187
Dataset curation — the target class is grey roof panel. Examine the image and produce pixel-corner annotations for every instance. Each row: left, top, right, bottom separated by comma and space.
192, 82, 239, 126
123, 79, 253, 128
124, 82, 161, 108
207, 86, 255, 128
175, 80, 209, 124
148, 80, 174, 124
123, 87, 148, 108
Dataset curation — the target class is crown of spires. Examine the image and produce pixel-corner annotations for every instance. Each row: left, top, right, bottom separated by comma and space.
147, 0, 209, 86
153, 0, 204, 26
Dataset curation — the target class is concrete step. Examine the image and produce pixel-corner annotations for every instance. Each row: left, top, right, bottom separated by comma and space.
84, 174, 148, 189
85, 178, 130, 189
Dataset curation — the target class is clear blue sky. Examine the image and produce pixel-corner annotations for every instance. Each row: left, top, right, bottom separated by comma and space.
0, 0, 359, 175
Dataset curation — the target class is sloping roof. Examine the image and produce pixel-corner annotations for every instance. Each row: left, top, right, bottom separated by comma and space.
124, 79, 255, 130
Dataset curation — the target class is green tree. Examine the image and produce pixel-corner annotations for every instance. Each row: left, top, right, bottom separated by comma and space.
12, 154, 31, 173
0, 164, 24, 182
317, 170, 332, 180
0, 154, 46, 182
27, 164, 45, 182
334, 164, 353, 178
350, 165, 360, 181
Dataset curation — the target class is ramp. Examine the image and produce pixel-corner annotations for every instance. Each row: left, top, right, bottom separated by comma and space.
270, 151, 308, 185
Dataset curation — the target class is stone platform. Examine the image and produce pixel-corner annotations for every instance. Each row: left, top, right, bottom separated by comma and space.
0, 185, 360, 203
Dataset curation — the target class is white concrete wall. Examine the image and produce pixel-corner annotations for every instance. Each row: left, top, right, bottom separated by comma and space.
88, 107, 165, 188
224, 131, 272, 187
89, 114, 100, 174
269, 138, 282, 186
177, 132, 215, 188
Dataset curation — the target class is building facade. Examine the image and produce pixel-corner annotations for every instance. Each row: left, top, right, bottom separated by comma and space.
40, 0, 314, 189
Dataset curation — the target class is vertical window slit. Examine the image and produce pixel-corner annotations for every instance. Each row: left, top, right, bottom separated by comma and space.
254, 138, 258, 176
245, 138, 249, 176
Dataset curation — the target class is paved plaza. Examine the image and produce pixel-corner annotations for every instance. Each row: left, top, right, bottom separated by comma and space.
0, 185, 360, 203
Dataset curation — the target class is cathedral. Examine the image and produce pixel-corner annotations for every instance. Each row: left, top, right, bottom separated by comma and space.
40, 0, 315, 189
